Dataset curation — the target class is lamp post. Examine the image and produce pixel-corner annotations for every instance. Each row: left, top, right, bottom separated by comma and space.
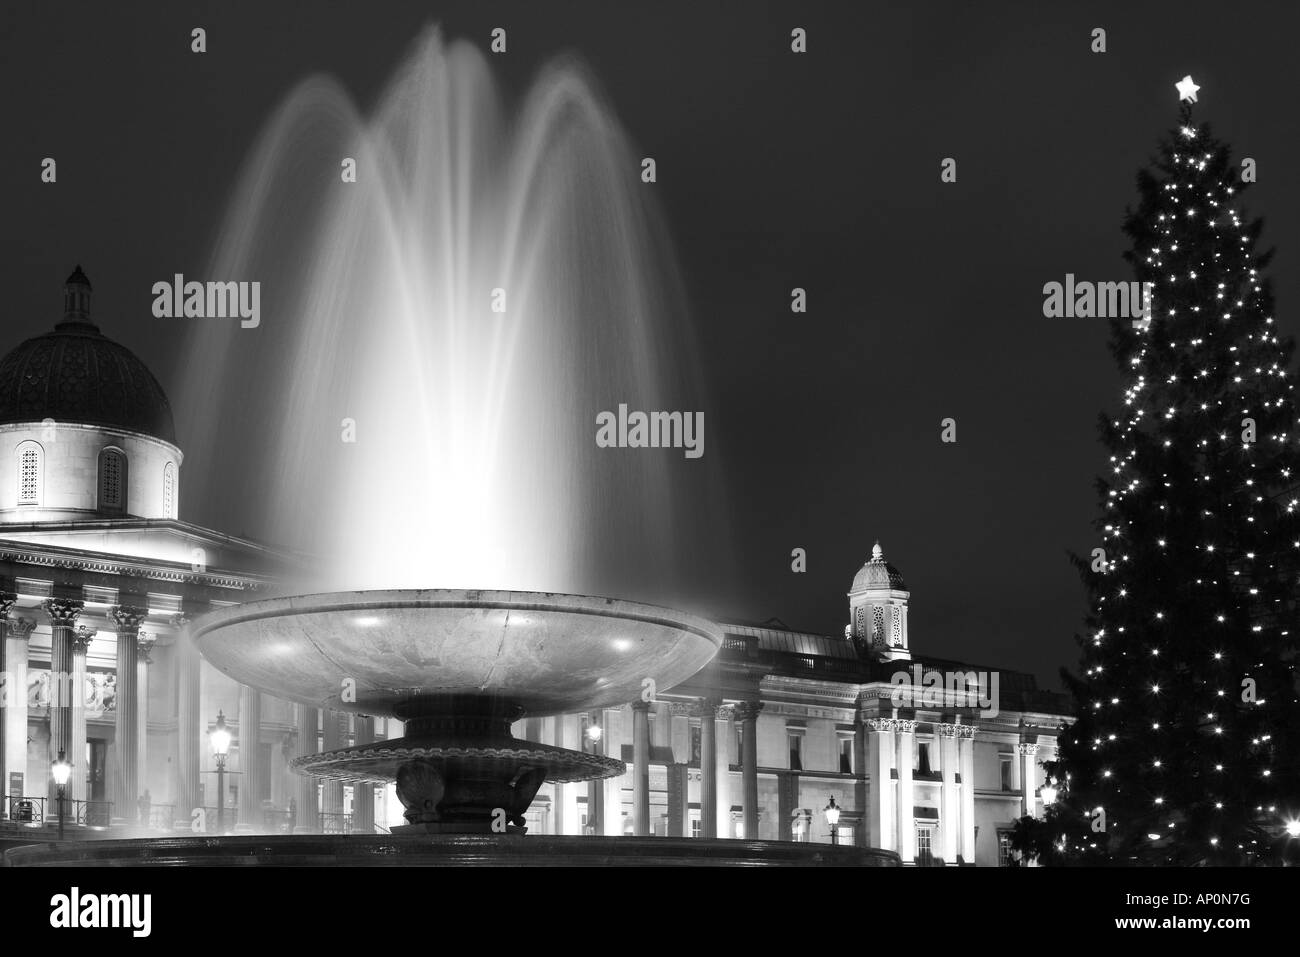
823, 795, 841, 846
210, 710, 232, 835
52, 750, 72, 841
584, 718, 603, 835
1040, 781, 1058, 810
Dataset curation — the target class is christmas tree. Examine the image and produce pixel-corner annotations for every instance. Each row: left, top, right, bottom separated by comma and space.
1022, 77, 1300, 866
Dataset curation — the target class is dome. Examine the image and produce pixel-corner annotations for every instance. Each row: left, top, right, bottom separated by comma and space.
851, 542, 907, 591
0, 267, 176, 444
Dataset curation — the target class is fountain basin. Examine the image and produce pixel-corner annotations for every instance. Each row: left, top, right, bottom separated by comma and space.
192, 589, 723, 716
193, 589, 723, 832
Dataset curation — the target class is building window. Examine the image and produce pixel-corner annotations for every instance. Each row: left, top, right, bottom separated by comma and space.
690, 725, 702, 765
872, 606, 885, 644
163, 462, 176, 518
917, 741, 932, 776
17, 443, 42, 505
99, 448, 127, 513
998, 830, 1015, 867
1000, 755, 1014, 791
839, 736, 853, 774
916, 825, 936, 865
690, 818, 701, 839
788, 732, 803, 771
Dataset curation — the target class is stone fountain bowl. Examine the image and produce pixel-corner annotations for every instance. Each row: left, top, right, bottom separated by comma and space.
192, 588, 723, 717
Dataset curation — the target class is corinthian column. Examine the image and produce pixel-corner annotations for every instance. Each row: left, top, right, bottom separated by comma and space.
958, 725, 977, 862
321, 711, 344, 824
1018, 741, 1039, 819
734, 701, 762, 840
697, 699, 719, 838
937, 722, 963, 864
171, 613, 200, 827
352, 716, 375, 833
110, 605, 148, 825
71, 626, 94, 805
293, 704, 319, 834
894, 717, 916, 861
236, 685, 263, 832
864, 716, 896, 851
631, 700, 651, 836
137, 631, 155, 822
4, 617, 36, 814
43, 598, 84, 807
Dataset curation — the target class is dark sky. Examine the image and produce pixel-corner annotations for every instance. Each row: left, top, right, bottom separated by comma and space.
6, 1, 1300, 689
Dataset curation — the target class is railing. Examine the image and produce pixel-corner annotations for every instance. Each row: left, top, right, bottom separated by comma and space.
6, 795, 47, 824
318, 811, 352, 834
72, 800, 113, 827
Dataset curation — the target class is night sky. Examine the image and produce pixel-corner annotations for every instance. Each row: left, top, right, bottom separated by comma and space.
6, 1, 1300, 688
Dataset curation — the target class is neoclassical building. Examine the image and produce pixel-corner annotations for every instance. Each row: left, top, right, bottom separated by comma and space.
0, 268, 1070, 864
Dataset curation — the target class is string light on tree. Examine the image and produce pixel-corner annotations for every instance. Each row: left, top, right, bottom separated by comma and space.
1011, 74, 1300, 866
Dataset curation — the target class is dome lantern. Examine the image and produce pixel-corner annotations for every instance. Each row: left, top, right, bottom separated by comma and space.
847, 541, 911, 661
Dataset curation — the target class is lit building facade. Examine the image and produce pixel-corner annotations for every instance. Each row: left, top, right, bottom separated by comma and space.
0, 269, 1070, 864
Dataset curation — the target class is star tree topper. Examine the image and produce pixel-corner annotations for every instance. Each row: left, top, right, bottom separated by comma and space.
1175, 75, 1200, 103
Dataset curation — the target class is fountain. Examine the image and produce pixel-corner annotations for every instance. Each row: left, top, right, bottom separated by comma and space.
191, 589, 721, 834
4, 26, 895, 866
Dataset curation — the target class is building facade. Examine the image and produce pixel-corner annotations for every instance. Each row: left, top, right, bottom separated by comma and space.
0, 268, 1070, 864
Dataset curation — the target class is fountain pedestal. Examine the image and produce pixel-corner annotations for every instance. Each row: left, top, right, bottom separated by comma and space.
294, 694, 624, 834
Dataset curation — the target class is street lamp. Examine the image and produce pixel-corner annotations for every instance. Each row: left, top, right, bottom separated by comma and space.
210, 710, 232, 834
1040, 782, 1058, 807
584, 717, 603, 835
823, 796, 841, 845
51, 750, 72, 841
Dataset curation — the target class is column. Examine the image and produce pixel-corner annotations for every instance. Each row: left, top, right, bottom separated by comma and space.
172, 614, 200, 826
714, 706, 732, 838
734, 701, 762, 840
853, 717, 868, 847
293, 704, 319, 833
958, 727, 977, 863
70, 626, 93, 805
938, 724, 961, 864
137, 632, 155, 823
1019, 741, 1039, 819
631, 700, 651, 836
353, 715, 375, 833
43, 598, 83, 807
236, 685, 262, 831
321, 710, 344, 824
895, 718, 916, 862
600, 707, 622, 836
864, 717, 895, 851
0, 592, 14, 815
698, 699, 718, 838
110, 605, 147, 825
4, 617, 35, 812
549, 715, 567, 835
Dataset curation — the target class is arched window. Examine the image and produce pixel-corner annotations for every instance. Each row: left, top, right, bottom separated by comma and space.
163, 462, 177, 519
17, 442, 43, 505
99, 448, 127, 514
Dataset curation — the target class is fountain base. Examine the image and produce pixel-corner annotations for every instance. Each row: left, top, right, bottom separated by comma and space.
291, 695, 624, 833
